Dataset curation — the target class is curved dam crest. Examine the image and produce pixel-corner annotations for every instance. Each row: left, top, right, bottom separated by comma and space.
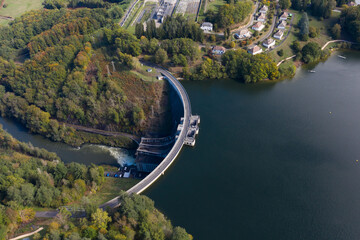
101, 63, 199, 208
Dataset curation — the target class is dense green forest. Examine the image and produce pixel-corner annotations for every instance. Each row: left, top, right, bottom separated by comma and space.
135, 15, 204, 42
205, 1, 253, 29
37, 193, 192, 240
291, 0, 336, 18
340, 6, 360, 43
0, 126, 191, 240
0, 6, 169, 147
183, 49, 280, 83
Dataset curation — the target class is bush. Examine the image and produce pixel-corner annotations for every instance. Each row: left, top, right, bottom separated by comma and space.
277, 49, 284, 56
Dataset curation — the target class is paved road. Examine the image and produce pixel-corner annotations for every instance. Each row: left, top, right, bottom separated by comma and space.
250, 13, 277, 47
269, 13, 295, 52
120, 0, 140, 27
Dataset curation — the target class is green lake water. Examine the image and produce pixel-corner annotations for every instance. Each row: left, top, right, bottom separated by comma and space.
145, 51, 360, 240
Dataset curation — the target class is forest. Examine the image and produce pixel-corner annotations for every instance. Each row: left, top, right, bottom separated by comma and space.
0, 7, 167, 147
183, 49, 280, 83
0, 126, 192, 240
340, 6, 360, 43
205, 1, 253, 29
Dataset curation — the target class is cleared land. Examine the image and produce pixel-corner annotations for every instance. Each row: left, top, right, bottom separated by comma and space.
87, 178, 140, 206
0, 0, 43, 25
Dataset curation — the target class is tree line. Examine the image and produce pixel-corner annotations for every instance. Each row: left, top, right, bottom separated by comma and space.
205, 1, 253, 29
135, 15, 204, 42
183, 49, 280, 83
340, 6, 360, 43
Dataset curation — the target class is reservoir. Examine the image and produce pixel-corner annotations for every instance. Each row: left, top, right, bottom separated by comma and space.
146, 51, 360, 240
1, 51, 360, 239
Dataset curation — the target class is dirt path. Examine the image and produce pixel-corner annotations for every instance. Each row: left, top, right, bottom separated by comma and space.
63, 122, 141, 143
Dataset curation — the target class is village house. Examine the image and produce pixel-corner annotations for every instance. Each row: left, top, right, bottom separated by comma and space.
257, 13, 266, 22
212, 46, 226, 55
348, 0, 360, 5
263, 38, 275, 48
238, 29, 252, 39
279, 12, 289, 20
259, 5, 268, 13
248, 45, 263, 55
201, 22, 213, 32
273, 29, 284, 40
252, 22, 265, 31
277, 20, 287, 29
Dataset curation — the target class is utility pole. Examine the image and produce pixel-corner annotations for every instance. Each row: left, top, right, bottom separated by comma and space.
111, 61, 116, 72
106, 65, 111, 76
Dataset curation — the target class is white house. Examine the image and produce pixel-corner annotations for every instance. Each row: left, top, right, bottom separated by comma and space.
212, 46, 226, 55
201, 22, 213, 32
257, 13, 266, 22
277, 20, 287, 29
263, 38, 275, 48
279, 12, 289, 20
239, 29, 252, 39
248, 45, 263, 55
259, 5, 268, 13
252, 22, 265, 31
273, 29, 284, 40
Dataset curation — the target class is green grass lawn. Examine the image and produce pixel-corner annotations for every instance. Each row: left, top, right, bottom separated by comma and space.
0, 0, 43, 25
131, 64, 159, 82
86, 178, 140, 206
206, 0, 225, 12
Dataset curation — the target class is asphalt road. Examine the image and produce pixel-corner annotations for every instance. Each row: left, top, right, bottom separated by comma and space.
120, 0, 140, 27
250, 13, 278, 47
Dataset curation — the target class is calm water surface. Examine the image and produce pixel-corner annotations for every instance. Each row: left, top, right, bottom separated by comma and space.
145, 51, 360, 240
1, 51, 360, 239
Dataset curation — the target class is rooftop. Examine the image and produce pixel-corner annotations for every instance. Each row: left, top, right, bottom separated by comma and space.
264, 38, 275, 45
248, 45, 261, 54
212, 46, 226, 51
253, 22, 264, 28
201, 22, 213, 27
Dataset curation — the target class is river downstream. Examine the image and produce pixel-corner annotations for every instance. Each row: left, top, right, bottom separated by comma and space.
0, 117, 135, 166
1, 51, 360, 239
145, 51, 360, 240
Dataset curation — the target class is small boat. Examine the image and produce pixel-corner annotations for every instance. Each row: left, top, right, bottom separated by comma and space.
338, 55, 346, 59
309, 70, 316, 73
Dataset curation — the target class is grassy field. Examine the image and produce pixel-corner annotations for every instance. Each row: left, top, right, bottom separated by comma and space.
0, 0, 43, 25
206, 0, 225, 12
86, 178, 140, 206
198, 0, 224, 21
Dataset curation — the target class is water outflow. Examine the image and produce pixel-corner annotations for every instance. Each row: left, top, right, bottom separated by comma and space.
0, 116, 134, 166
